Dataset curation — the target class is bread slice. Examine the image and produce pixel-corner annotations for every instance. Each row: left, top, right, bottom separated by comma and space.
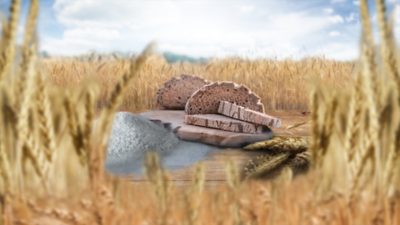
218, 101, 281, 128
156, 74, 209, 109
184, 114, 266, 134
185, 82, 264, 115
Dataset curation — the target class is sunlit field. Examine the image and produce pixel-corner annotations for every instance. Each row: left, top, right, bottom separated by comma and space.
1, 0, 400, 224
44, 56, 354, 112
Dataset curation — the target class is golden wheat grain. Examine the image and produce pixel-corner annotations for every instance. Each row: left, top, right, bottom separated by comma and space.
35, 73, 56, 162
375, 0, 400, 88
243, 153, 291, 179
14, 0, 38, 112
0, 0, 21, 81
359, 0, 383, 193
81, 90, 95, 165
243, 136, 308, 153
346, 71, 364, 163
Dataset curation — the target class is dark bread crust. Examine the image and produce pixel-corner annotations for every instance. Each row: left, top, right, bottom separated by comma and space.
156, 74, 209, 109
185, 82, 265, 114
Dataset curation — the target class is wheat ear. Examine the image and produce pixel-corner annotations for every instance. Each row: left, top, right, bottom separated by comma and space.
360, 0, 382, 191
375, 0, 400, 88
14, 0, 39, 110
63, 95, 87, 165
0, 0, 21, 81
345, 72, 364, 177
35, 72, 56, 178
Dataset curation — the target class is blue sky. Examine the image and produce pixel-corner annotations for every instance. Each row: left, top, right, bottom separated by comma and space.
2, 0, 399, 60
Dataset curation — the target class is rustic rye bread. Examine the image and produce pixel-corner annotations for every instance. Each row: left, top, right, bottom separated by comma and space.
184, 114, 266, 134
156, 74, 209, 109
185, 82, 264, 115
218, 101, 281, 128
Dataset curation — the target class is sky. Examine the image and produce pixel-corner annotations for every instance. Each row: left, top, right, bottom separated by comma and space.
1, 0, 400, 60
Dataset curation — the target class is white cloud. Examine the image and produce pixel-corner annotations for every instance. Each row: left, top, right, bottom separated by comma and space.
314, 42, 358, 60
238, 5, 255, 14
323, 8, 335, 14
329, 15, 345, 24
345, 12, 357, 23
329, 31, 341, 36
331, 0, 347, 4
353, 0, 360, 6
41, 0, 362, 60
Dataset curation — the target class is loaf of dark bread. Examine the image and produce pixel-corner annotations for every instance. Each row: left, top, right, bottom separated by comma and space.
156, 74, 209, 109
185, 82, 264, 114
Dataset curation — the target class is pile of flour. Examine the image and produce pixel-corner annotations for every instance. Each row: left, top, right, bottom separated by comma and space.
105, 112, 215, 174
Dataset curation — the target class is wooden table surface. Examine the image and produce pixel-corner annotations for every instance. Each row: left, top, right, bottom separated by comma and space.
131, 111, 310, 184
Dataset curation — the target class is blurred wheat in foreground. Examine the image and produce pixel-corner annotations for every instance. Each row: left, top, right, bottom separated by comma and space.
0, 0, 400, 224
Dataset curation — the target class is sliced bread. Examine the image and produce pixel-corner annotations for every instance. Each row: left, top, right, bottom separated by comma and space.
184, 114, 266, 134
185, 82, 264, 114
218, 101, 281, 128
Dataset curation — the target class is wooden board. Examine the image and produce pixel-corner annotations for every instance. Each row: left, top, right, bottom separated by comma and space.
131, 111, 310, 184
140, 110, 273, 148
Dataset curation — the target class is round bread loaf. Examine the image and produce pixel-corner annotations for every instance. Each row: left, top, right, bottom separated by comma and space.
156, 74, 209, 109
185, 82, 265, 114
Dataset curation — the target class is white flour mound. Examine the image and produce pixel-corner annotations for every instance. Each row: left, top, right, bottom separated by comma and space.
105, 112, 215, 174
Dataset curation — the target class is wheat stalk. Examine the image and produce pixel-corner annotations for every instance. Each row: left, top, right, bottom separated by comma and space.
310, 88, 321, 166
188, 163, 205, 225
0, 0, 21, 81
14, 0, 38, 110
359, 0, 382, 193
35, 72, 56, 179
375, 0, 400, 88
345, 72, 364, 177
144, 152, 170, 225
63, 95, 87, 165
0, 137, 11, 192
317, 95, 339, 168
82, 90, 95, 160
36, 74, 56, 163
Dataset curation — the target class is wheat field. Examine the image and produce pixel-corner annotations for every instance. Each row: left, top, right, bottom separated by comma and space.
0, 0, 400, 224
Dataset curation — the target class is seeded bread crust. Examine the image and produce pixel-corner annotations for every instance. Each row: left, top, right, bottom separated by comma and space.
185, 82, 265, 114
156, 74, 209, 109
